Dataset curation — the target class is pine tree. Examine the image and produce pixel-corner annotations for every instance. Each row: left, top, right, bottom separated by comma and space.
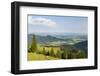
50, 48, 55, 57
56, 50, 61, 58
67, 51, 72, 59
43, 47, 46, 55
61, 51, 68, 59
30, 34, 37, 52
76, 50, 86, 58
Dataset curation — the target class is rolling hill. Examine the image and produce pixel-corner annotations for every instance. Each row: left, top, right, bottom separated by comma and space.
28, 34, 66, 44
73, 41, 87, 51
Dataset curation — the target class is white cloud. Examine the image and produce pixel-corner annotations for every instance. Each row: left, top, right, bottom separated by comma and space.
28, 16, 57, 27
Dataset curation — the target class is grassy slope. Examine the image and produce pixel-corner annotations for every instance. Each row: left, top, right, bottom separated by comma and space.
28, 53, 59, 61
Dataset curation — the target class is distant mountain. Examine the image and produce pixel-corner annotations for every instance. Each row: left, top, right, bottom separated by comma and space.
29, 32, 87, 36
37, 35, 65, 43
28, 34, 88, 48
73, 41, 87, 51
28, 34, 66, 44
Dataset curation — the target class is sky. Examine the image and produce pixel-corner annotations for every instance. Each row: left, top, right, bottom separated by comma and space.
28, 15, 88, 35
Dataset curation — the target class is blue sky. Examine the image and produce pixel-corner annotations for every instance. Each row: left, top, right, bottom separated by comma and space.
28, 15, 88, 35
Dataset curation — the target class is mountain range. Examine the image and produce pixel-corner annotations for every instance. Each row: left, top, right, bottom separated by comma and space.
28, 34, 87, 51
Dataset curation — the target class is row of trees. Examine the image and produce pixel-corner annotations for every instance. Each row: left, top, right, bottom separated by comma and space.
39, 47, 86, 59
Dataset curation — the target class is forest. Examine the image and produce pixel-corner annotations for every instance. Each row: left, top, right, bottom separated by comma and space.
28, 34, 88, 61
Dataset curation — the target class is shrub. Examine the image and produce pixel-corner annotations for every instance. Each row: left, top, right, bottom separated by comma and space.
28, 48, 32, 53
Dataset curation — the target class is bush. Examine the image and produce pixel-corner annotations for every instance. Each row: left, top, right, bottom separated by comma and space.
28, 48, 32, 53
45, 51, 49, 56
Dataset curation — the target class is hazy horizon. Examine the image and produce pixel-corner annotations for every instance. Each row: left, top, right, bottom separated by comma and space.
28, 32, 87, 35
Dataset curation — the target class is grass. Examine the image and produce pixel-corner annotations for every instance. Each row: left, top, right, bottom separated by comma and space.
28, 52, 59, 61
28, 44, 61, 61
28, 43, 87, 61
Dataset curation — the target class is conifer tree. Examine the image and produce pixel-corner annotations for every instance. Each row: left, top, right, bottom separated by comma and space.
56, 50, 61, 58
61, 51, 68, 59
30, 34, 37, 52
43, 47, 46, 55
50, 48, 55, 56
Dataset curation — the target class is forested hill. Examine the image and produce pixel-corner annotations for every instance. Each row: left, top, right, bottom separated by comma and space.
28, 34, 66, 44
73, 41, 87, 51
